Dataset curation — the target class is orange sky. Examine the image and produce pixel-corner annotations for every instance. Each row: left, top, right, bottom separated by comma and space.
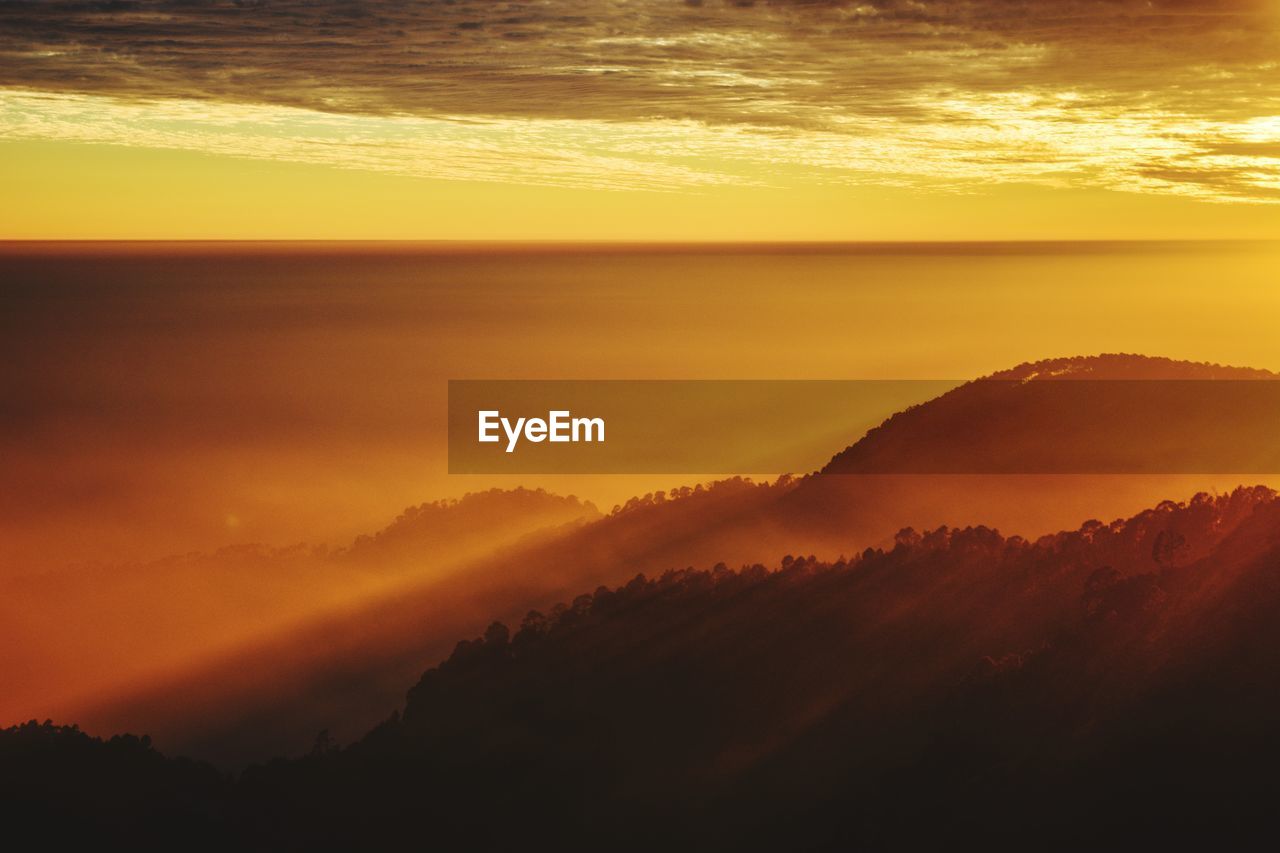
2, 0, 1279, 239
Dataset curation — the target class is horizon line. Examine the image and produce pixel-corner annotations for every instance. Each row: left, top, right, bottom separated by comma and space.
2, 238, 1276, 255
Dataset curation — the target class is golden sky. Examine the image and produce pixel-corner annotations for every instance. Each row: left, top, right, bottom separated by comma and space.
2, 0, 1280, 238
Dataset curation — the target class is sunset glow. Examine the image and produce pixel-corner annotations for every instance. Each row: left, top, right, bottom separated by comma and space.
3, 0, 1280, 238
5, 4, 1280, 848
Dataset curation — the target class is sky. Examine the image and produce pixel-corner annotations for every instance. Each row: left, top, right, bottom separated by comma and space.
2, 0, 1280, 239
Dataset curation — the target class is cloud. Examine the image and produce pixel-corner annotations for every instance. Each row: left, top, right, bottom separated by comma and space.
0, 0, 1277, 200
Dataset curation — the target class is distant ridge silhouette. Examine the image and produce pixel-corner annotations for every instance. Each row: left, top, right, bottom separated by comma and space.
822, 353, 1280, 474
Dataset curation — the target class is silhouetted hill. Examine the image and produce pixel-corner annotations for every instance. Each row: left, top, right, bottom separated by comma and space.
10, 487, 1280, 849
822, 354, 1280, 474
767, 351, 1280, 569
272, 486, 1280, 851
77, 355, 1280, 769
0, 721, 229, 850
85, 477, 793, 767
343, 487, 600, 562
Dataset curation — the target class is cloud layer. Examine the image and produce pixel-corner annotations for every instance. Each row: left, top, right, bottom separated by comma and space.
1, 0, 1278, 200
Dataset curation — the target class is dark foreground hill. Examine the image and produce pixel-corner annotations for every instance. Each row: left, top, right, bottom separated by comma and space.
7, 486, 1280, 850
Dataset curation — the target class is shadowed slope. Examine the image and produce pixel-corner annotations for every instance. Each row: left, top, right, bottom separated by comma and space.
5, 488, 598, 735
81, 477, 794, 766
235, 486, 1280, 850
80, 355, 1280, 767
9, 487, 1280, 849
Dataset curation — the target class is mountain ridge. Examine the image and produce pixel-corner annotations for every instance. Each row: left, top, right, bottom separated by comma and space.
821, 353, 1280, 475
52, 353, 1280, 770
8, 484, 1280, 849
